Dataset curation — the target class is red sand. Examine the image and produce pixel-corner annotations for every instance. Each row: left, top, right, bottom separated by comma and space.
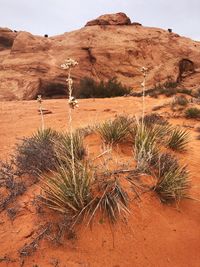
0, 97, 200, 267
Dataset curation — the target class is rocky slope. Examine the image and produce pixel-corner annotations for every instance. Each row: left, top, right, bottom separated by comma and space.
0, 12, 200, 100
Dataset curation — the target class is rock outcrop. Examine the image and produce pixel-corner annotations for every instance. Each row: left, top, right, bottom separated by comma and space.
85, 12, 131, 26
0, 13, 200, 100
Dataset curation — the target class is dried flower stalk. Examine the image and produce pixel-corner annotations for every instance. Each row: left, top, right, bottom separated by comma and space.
37, 95, 44, 131
61, 58, 78, 187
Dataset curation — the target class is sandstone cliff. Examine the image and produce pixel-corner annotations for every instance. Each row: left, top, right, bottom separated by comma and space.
0, 12, 200, 100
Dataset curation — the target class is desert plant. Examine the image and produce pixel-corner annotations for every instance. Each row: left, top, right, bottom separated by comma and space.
172, 95, 189, 106
142, 113, 168, 127
57, 131, 85, 161
40, 158, 92, 215
76, 77, 131, 98
85, 179, 129, 224
167, 127, 189, 151
185, 107, 200, 119
98, 115, 133, 144
134, 121, 159, 172
154, 161, 190, 203
13, 128, 59, 175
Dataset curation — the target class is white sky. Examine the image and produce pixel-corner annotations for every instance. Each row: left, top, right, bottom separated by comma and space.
0, 0, 199, 40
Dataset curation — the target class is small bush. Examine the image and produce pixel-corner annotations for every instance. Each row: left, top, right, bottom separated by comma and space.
98, 115, 133, 145
185, 107, 200, 119
13, 128, 59, 176
167, 127, 189, 151
76, 77, 131, 98
154, 159, 190, 203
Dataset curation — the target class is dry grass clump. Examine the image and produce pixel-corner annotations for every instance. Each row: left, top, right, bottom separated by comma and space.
185, 107, 200, 119
57, 131, 85, 161
13, 128, 59, 176
154, 154, 190, 202
167, 127, 189, 151
98, 115, 133, 145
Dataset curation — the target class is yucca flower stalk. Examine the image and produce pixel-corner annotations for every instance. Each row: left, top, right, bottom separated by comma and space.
140, 67, 148, 124
37, 95, 45, 131
61, 58, 79, 189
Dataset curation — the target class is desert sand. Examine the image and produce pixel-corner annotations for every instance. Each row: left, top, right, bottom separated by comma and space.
0, 96, 200, 267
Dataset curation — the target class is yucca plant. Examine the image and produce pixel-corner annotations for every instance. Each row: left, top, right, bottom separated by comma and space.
40, 157, 92, 215
57, 131, 85, 161
151, 153, 179, 177
134, 121, 159, 172
13, 128, 59, 176
154, 161, 190, 203
98, 115, 133, 145
85, 179, 129, 224
167, 127, 189, 151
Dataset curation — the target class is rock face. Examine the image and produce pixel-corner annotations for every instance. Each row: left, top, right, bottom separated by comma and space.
85, 12, 131, 26
0, 13, 200, 100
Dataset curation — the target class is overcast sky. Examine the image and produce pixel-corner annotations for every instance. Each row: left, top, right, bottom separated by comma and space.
0, 0, 199, 40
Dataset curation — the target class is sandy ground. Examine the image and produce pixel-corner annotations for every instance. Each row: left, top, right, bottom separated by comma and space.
0, 96, 200, 267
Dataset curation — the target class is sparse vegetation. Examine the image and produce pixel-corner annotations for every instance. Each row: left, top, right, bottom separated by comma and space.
57, 131, 85, 161
41, 157, 92, 216
154, 157, 190, 202
142, 113, 168, 127
134, 121, 159, 172
76, 77, 131, 98
167, 127, 189, 151
85, 179, 129, 224
185, 107, 200, 119
98, 115, 133, 145
13, 128, 59, 176
172, 95, 189, 106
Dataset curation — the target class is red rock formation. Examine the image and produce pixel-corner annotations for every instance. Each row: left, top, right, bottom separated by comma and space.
85, 12, 131, 26
0, 13, 200, 100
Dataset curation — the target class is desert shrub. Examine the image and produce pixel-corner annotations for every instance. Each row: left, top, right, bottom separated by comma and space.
57, 131, 85, 161
142, 113, 168, 127
167, 127, 189, 151
13, 128, 59, 176
154, 159, 190, 203
41, 158, 92, 215
172, 95, 189, 106
86, 179, 129, 224
185, 107, 200, 119
98, 115, 133, 144
76, 77, 131, 98
0, 161, 26, 211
